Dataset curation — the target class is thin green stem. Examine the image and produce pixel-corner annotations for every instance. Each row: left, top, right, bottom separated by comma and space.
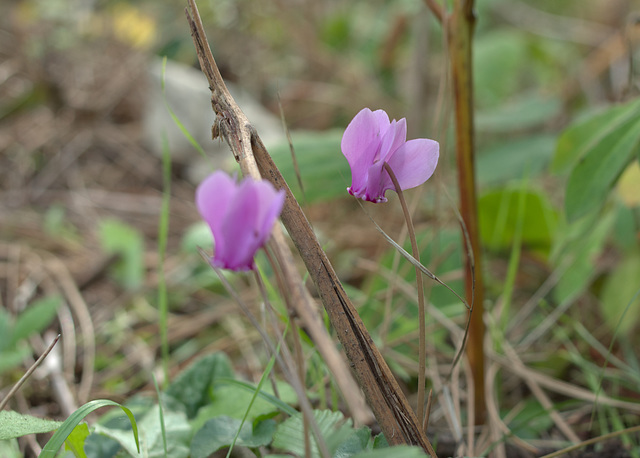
383, 162, 427, 425
252, 263, 313, 458
199, 251, 330, 458
157, 133, 171, 386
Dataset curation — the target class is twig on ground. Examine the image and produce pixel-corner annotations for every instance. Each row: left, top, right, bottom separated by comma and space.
0, 334, 61, 411
185, 0, 435, 453
184, 0, 374, 430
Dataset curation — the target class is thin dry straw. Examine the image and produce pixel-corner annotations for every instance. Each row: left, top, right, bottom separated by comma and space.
0, 334, 60, 411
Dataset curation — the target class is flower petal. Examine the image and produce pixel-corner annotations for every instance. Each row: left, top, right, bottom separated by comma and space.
341, 108, 381, 167
386, 138, 439, 191
218, 180, 261, 270
252, 180, 286, 247
341, 108, 390, 194
195, 171, 236, 252
377, 118, 407, 163
363, 160, 388, 203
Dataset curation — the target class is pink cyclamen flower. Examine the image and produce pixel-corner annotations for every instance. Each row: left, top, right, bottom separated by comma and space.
341, 108, 439, 203
196, 171, 285, 271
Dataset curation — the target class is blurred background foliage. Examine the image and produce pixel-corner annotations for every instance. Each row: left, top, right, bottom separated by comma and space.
1, 0, 640, 455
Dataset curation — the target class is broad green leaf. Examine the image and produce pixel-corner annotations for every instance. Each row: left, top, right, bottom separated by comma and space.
0, 411, 63, 440
98, 219, 144, 290
477, 135, 556, 186
372, 433, 388, 449
94, 406, 190, 458
190, 416, 275, 458
476, 95, 561, 133
552, 99, 640, 174
599, 253, 640, 336
216, 378, 298, 417
192, 380, 297, 432
272, 410, 360, 458
165, 352, 233, 419
612, 201, 637, 251
617, 160, 640, 207
0, 439, 21, 457
270, 130, 349, 203
474, 30, 528, 107
479, 186, 558, 253
9, 295, 62, 348
551, 209, 615, 304
333, 426, 370, 458
565, 112, 640, 221
40, 399, 139, 458
64, 423, 90, 458
0, 346, 31, 374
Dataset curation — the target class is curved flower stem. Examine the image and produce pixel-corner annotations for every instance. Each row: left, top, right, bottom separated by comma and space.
383, 162, 428, 426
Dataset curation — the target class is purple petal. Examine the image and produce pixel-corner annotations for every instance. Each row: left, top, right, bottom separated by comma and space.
252, 180, 286, 247
342, 108, 389, 194
377, 118, 407, 163
385, 138, 439, 191
363, 160, 389, 203
196, 171, 236, 252
341, 108, 380, 167
218, 180, 261, 270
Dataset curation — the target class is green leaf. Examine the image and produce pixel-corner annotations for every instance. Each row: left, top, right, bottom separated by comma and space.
551, 209, 616, 304
272, 410, 362, 458
40, 399, 140, 458
0, 346, 31, 374
476, 94, 561, 133
564, 111, 640, 221
0, 411, 63, 440
64, 423, 90, 458
94, 405, 190, 458
0, 439, 21, 457
9, 295, 62, 348
270, 130, 349, 203
479, 186, 558, 253
474, 30, 528, 107
165, 352, 234, 419
190, 416, 275, 458
599, 253, 640, 336
477, 135, 556, 186
506, 399, 555, 440
192, 380, 297, 432
98, 219, 144, 290
552, 99, 640, 174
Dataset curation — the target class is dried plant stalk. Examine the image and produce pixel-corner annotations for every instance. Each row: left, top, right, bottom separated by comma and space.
185, 0, 436, 454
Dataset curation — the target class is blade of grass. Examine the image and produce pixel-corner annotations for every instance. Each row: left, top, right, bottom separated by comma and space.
40, 400, 139, 458
152, 374, 168, 457
226, 342, 281, 458
157, 132, 171, 385
161, 56, 208, 159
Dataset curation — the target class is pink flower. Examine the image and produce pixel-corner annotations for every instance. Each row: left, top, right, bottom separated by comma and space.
341, 108, 439, 203
196, 171, 285, 271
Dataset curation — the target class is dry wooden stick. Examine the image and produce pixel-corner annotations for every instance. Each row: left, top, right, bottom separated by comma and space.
184, 0, 373, 429
186, 1, 435, 454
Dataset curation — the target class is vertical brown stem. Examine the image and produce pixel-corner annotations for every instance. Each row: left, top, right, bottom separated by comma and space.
447, 0, 486, 425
